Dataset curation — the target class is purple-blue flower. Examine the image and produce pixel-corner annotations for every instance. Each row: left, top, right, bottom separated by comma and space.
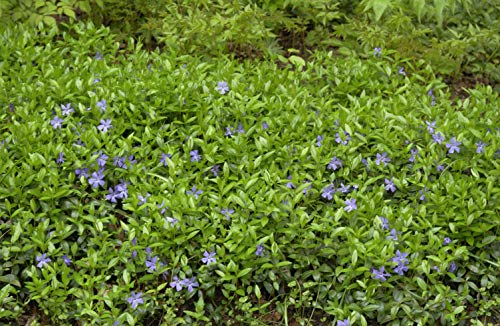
201, 251, 216, 265
443, 237, 451, 245
56, 152, 64, 165
262, 122, 269, 130
236, 124, 245, 134
335, 132, 350, 145
113, 156, 126, 168
387, 228, 398, 241
127, 292, 143, 309
374, 47, 382, 57
170, 276, 183, 291
316, 135, 324, 147
36, 253, 51, 268
181, 277, 199, 293
88, 170, 105, 188
445, 137, 461, 154
375, 152, 391, 166
138, 193, 150, 206
475, 141, 487, 154
95, 52, 103, 60
61, 103, 73, 115
211, 164, 220, 176
384, 178, 396, 193
50, 116, 64, 129
225, 126, 233, 136
221, 208, 234, 220
186, 186, 202, 199
449, 261, 457, 273
321, 184, 335, 200
146, 256, 158, 272
379, 216, 389, 230
160, 153, 171, 166
371, 266, 390, 281
391, 250, 409, 266
338, 183, 351, 194
255, 244, 265, 257
190, 150, 201, 162
97, 99, 107, 112
97, 152, 108, 167
62, 254, 72, 266
98, 119, 112, 133
344, 198, 357, 212
216, 81, 230, 94
337, 319, 350, 326
409, 147, 418, 163
327, 156, 343, 171
75, 167, 89, 178
432, 132, 445, 144
398, 67, 406, 76
425, 121, 436, 134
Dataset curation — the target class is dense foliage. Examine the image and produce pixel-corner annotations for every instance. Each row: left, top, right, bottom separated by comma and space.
0, 22, 498, 325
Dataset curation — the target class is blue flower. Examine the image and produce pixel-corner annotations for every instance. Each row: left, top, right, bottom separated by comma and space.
190, 150, 201, 162
337, 319, 350, 326
146, 256, 158, 273
216, 81, 230, 94
36, 253, 51, 268
375, 152, 391, 166
255, 244, 265, 257
425, 120, 436, 134
344, 198, 357, 212
316, 135, 324, 147
338, 183, 351, 194
211, 164, 220, 176
445, 137, 461, 154
170, 276, 183, 291
56, 152, 64, 165
432, 132, 445, 144
201, 251, 216, 265
387, 228, 398, 241
50, 116, 64, 129
443, 237, 451, 245
127, 292, 143, 309
449, 261, 457, 273
384, 178, 396, 193
186, 186, 203, 199
98, 119, 112, 133
88, 170, 105, 188
61, 103, 73, 115
373, 47, 382, 57
371, 266, 390, 281
181, 277, 199, 293
398, 67, 406, 76
321, 184, 335, 200
62, 255, 72, 266
327, 156, 343, 171
97, 99, 107, 112
160, 153, 171, 166
379, 216, 389, 230
138, 193, 150, 206
475, 141, 487, 154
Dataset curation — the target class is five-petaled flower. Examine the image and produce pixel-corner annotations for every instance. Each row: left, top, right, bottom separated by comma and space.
50, 116, 64, 129
97, 99, 107, 112
61, 103, 73, 115
374, 47, 382, 57
375, 152, 391, 166
344, 198, 357, 212
321, 184, 335, 200
327, 156, 343, 171
445, 137, 461, 154
190, 150, 201, 162
62, 254, 72, 266
127, 292, 143, 309
372, 266, 390, 281
337, 319, 350, 326
201, 251, 216, 265
384, 178, 396, 193
36, 253, 51, 268
475, 141, 487, 154
98, 119, 112, 133
216, 81, 230, 94
186, 186, 203, 199
255, 244, 265, 257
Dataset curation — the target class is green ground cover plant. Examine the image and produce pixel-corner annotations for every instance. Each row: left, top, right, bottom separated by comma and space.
0, 23, 499, 325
